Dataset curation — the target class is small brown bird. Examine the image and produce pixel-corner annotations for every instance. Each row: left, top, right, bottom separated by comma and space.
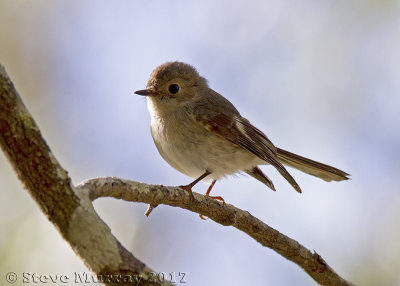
135, 62, 349, 201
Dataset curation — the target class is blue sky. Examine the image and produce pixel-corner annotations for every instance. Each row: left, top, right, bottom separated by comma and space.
1, 1, 400, 285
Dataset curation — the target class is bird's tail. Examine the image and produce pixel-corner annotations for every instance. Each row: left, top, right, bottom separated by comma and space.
276, 148, 350, 182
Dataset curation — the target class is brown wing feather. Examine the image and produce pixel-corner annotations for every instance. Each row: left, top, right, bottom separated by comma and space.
245, 166, 276, 191
194, 109, 302, 193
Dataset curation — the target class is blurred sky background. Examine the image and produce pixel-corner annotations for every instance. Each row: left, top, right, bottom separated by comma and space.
1, 1, 400, 285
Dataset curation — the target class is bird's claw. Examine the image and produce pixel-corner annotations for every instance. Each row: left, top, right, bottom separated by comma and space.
208, 195, 225, 206
179, 184, 195, 201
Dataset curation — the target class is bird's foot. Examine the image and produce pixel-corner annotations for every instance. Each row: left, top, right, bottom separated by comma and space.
198, 196, 225, 220
179, 184, 195, 201
207, 195, 225, 206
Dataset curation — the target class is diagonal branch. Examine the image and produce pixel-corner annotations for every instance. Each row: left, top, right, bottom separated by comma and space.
78, 177, 353, 286
0, 63, 172, 286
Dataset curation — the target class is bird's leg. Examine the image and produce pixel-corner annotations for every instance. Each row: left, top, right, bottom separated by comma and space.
179, 170, 211, 200
204, 180, 224, 204
199, 179, 224, 220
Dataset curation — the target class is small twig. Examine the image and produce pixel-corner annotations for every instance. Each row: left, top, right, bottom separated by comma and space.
144, 204, 158, 217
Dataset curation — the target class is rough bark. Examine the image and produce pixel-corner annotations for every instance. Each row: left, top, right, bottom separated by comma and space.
78, 177, 353, 286
0, 64, 171, 286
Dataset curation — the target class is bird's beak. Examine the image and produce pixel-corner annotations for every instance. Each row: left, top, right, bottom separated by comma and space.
134, 89, 155, 96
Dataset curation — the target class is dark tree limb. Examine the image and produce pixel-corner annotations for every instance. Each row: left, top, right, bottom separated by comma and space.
0, 63, 353, 286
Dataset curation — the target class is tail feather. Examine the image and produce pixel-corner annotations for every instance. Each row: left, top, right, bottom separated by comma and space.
276, 148, 350, 182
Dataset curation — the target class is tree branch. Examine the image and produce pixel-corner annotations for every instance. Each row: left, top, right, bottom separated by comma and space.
0, 62, 353, 286
0, 63, 172, 286
78, 177, 352, 286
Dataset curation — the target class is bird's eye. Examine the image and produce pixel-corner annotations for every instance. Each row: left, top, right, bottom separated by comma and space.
168, 84, 180, 94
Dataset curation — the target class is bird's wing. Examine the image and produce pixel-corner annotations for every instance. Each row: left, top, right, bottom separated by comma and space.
193, 110, 302, 193
244, 166, 276, 191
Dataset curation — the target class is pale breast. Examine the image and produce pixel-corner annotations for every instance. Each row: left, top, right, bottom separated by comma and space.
150, 110, 261, 180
